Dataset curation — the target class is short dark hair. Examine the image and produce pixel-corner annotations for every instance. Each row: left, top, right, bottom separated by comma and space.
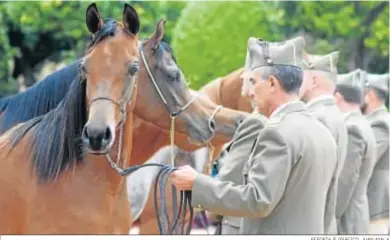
335, 84, 363, 105
369, 87, 389, 109
260, 65, 303, 94
370, 87, 388, 103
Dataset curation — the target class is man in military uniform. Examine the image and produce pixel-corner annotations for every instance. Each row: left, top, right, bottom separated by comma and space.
298, 51, 348, 234
170, 36, 338, 234
334, 69, 377, 234
361, 72, 389, 234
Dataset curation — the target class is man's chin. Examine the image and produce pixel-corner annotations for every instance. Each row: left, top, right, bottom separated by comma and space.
298, 94, 308, 103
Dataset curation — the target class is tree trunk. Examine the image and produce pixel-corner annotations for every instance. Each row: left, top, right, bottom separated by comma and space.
347, 1, 387, 71
17, 59, 36, 92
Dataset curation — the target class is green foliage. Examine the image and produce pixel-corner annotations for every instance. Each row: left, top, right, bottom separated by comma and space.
281, 1, 389, 73
0, 1, 186, 95
173, 1, 389, 89
172, 1, 284, 89
0, 1, 181, 61
0, 1, 387, 95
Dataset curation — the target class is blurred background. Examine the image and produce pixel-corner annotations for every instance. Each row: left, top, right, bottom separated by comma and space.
0, 1, 388, 96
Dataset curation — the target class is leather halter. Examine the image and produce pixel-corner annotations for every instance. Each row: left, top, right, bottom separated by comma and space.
86, 62, 138, 172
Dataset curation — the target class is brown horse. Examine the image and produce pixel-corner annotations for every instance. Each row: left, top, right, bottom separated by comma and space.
0, 3, 141, 234
130, 68, 254, 234
0, 5, 248, 234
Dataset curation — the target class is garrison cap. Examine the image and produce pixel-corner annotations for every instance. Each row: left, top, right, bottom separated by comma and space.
337, 69, 366, 89
364, 72, 389, 94
242, 36, 305, 96
336, 69, 365, 104
303, 51, 339, 75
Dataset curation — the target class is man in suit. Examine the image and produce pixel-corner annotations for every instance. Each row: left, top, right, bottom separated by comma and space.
361, 72, 389, 234
170, 36, 338, 234
299, 51, 348, 234
334, 69, 377, 234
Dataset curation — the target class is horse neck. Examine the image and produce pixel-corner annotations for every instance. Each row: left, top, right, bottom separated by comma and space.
84, 112, 134, 192
200, 78, 223, 106
131, 114, 206, 165
131, 115, 168, 165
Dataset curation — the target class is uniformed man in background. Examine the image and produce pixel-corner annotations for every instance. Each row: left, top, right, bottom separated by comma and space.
170, 36, 338, 234
334, 69, 377, 234
299, 50, 348, 234
361, 72, 390, 234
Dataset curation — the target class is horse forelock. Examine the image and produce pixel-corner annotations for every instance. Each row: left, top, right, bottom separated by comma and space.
6, 73, 87, 183
87, 18, 118, 50
87, 18, 138, 51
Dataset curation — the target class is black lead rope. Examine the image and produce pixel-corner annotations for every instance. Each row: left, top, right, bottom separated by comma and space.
119, 163, 194, 235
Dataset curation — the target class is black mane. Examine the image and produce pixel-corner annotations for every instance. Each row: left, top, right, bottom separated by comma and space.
0, 60, 80, 134
160, 41, 177, 63
8, 74, 87, 183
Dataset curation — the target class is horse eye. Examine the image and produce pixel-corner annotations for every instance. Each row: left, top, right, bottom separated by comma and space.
129, 62, 139, 75
168, 70, 180, 81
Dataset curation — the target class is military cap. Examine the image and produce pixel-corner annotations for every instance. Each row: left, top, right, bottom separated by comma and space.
336, 69, 365, 104
303, 51, 339, 75
364, 72, 389, 94
337, 69, 366, 89
241, 36, 305, 96
245, 36, 305, 70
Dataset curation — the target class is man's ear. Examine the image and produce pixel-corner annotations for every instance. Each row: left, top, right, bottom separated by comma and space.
268, 75, 280, 92
311, 75, 318, 88
334, 91, 344, 103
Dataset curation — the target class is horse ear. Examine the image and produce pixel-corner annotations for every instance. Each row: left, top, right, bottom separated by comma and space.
86, 3, 104, 34
122, 3, 140, 35
150, 19, 165, 47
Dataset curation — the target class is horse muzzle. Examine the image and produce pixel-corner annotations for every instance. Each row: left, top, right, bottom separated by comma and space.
82, 123, 114, 154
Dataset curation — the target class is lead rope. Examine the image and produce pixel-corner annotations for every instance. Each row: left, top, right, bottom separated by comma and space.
169, 115, 179, 234
156, 114, 194, 235
105, 114, 193, 235
197, 142, 215, 234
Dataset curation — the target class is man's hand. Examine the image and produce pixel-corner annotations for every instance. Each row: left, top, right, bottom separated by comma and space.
170, 165, 198, 191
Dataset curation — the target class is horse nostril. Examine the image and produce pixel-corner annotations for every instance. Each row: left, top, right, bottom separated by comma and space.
82, 126, 89, 142
104, 127, 111, 141
82, 124, 112, 152
209, 119, 216, 130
